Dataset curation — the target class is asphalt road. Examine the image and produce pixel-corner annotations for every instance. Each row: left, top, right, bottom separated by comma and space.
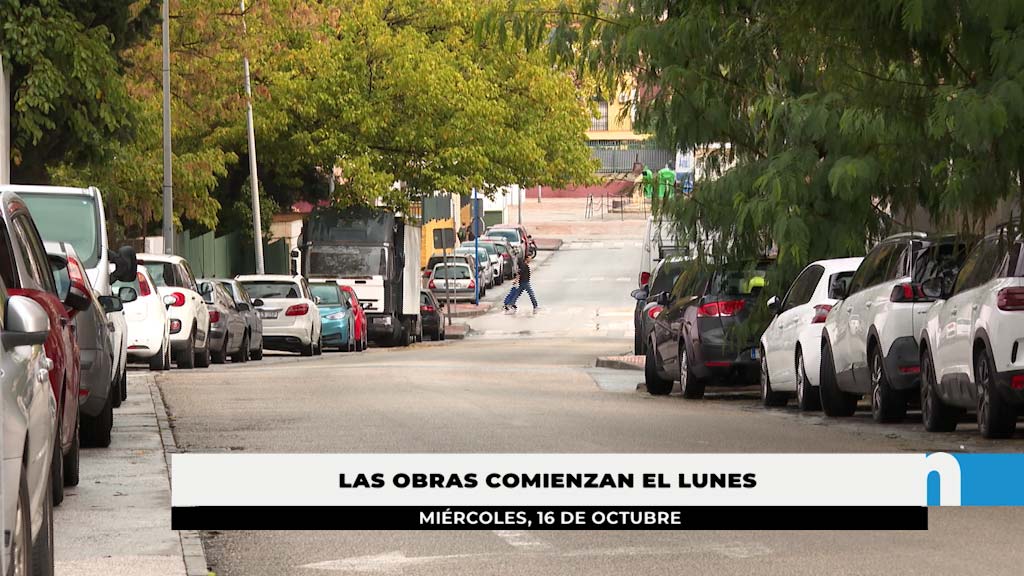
157, 238, 1024, 575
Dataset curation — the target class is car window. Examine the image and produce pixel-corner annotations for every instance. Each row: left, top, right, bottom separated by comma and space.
651, 259, 688, 295
883, 243, 909, 280
953, 237, 1003, 295
913, 241, 968, 284
783, 264, 824, 311
179, 261, 199, 292
142, 262, 175, 288
11, 213, 56, 293
433, 265, 470, 279
310, 283, 343, 305
19, 193, 101, 268
710, 266, 769, 298
236, 283, 252, 303
0, 221, 19, 289
864, 242, 902, 286
420, 292, 430, 305
1008, 241, 1024, 277
849, 243, 890, 294
241, 281, 302, 299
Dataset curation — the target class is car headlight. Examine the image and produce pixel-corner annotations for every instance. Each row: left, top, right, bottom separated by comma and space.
325, 312, 348, 321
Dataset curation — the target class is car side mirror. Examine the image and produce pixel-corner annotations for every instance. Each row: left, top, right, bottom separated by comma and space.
98, 295, 124, 314
118, 286, 138, 304
290, 248, 301, 258
251, 298, 264, 307
109, 246, 138, 283
198, 282, 213, 295
162, 295, 177, 309
766, 295, 780, 315
630, 288, 649, 301
2, 295, 51, 349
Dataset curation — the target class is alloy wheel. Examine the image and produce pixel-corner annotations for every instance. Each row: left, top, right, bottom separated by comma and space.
12, 486, 28, 576
977, 355, 990, 433
679, 348, 688, 392
796, 356, 806, 405
871, 355, 883, 416
761, 355, 769, 400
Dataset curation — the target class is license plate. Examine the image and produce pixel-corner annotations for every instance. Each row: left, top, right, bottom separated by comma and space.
751, 348, 760, 360
373, 317, 389, 325
259, 310, 277, 319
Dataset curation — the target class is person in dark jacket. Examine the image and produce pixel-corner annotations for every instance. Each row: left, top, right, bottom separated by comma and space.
503, 256, 538, 313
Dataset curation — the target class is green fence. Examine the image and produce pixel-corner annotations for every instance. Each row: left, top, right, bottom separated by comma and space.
176, 230, 292, 279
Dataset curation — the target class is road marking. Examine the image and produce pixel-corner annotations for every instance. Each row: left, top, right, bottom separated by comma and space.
589, 276, 606, 281
300, 551, 487, 572
614, 277, 630, 282
492, 530, 551, 550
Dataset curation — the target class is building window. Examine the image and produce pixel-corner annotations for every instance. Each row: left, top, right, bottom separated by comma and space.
591, 100, 609, 131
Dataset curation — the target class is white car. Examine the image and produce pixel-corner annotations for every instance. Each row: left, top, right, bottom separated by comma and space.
453, 246, 494, 291
237, 274, 323, 356
918, 231, 1024, 438
137, 254, 211, 369
427, 262, 478, 302
760, 257, 863, 410
819, 234, 968, 422
116, 265, 174, 371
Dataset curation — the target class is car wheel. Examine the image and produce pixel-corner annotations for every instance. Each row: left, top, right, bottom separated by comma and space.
50, 423, 64, 507
634, 322, 644, 356
111, 367, 123, 409
795, 349, 821, 411
679, 343, 706, 400
819, 337, 858, 417
63, 409, 80, 487
31, 472, 54, 576
976, 346, 1016, 439
12, 468, 33, 576
232, 332, 250, 363
870, 344, 907, 423
921, 347, 960, 432
195, 338, 211, 368
251, 340, 264, 361
315, 333, 324, 355
644, 342, 673, 396
301, 330, 315, 356
211, 336, 227, 364
80, 389, 113, 448
439, 326, 446, 341
760, 350, 787, 407
177, 330, 196, 369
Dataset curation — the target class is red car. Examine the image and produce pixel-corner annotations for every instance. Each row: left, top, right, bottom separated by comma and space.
489, 223, 537, 258
0, 192, 88, 506
339, 284, 368, 351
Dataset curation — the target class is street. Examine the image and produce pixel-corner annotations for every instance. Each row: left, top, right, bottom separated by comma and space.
153, 227, 1024, 575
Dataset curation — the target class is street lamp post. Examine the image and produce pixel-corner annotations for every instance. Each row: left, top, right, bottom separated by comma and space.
161, 0, 174, 254
472, 187, 479, 304
1, 54, 10, 185
241, 0, 265, 273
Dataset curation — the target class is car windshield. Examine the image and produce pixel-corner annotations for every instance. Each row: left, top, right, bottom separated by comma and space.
308, 245, 386, 277
711, 267, 769, 297
433, 265, 470, 279
486, 230, 520, 243
310, 283, 342, 305
20, 193, 101, 268
913, 242, 969, 283
241, 281, 302, 299
476, 243, 498, 255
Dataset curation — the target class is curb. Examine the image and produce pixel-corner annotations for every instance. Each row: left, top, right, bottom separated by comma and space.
595, 358, 643, 371
534, 238, 563, 251
146, 375, 211, 576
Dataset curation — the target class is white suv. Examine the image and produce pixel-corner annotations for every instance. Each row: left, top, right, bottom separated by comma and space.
137, 254, 211, 368
919, 231, 1024, 438
238, 274, 323, 356
760, 257, 862, 411
819, 234, 968, 422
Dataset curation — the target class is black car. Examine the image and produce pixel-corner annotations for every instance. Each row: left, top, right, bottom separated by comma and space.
646, 261, 771, 399
420, 290, 446, 340
214, 278, 265, 360
631, 256, 691, 355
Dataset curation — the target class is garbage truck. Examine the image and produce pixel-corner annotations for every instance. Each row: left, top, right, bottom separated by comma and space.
297, 207, 422, 346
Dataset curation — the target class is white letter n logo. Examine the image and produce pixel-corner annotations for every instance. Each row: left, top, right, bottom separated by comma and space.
925, 453, 962, 506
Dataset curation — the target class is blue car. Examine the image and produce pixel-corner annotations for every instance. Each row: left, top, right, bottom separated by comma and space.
309, 281, 357, 352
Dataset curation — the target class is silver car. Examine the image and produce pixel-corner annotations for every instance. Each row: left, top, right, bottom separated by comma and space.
1, 276, 57, 575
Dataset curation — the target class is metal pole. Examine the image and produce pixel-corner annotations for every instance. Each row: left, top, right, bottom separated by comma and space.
161, 0, 174, 254
444, 243, 452, 325
241, 0, 265, 273
473, 187, 479, 304
537, 184, 541, 203
518, 185, 522, 224
0, 55, 10, 185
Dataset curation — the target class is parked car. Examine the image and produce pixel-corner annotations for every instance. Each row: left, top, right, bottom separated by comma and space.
482, 228, 525, 263
428, 262, 476, 302
453, 245, 494, 291
819, 234, 969, 421
646, 261, 770, 399
918, 231, 1024, 438
480, 236, 517, 281
138, 254, 212, 369
473, 240, 505, 286
198, 280, 248, 363
0, 193, 84, 506
0, 278, 56, 576
630, 255, 691, 356
339, 284, 368, 351
420, 289, 446, 340
759, 257, 863, 410
309, 280, 358, 351
640, 216, 682, 288
490, 224, 536, 258
238, 274, 323, 356
116, 265, 174, 370
423, 253, 475, 283
13, 184, 138, 427
213, 278, 265, 360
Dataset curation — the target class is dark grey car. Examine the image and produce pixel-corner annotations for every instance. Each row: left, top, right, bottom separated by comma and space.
198, 280, 248, 364
213, 278, 265, 361
631, 256, 691, 355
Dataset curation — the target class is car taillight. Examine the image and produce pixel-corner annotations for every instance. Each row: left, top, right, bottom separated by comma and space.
890, 283, 925, 302
170, 292, 186, 307
209, 310, 220, 323
997, 287, 1024, 311
468, 280, 476, 289
811, 304, 832, 324
646, 305, 664, 320
285, 303, 309, 316
136, 271, 152, 296
697, 300, 745, 318
502, 253, 511, 260
421, 305, 435, 313
428, 279, 436, 289
1012, 375, 1024, 390
639, 271, 651, 287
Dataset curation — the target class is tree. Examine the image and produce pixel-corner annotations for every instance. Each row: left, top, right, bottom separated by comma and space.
487, 0, 1024, 280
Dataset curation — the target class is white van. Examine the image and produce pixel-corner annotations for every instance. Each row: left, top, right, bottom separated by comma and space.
639, 216, 682, 287
6, 185, 137, 414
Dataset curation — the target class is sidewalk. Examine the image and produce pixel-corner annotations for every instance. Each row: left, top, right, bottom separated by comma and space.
55, 372, 208, 576
596, 355, 644, 371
